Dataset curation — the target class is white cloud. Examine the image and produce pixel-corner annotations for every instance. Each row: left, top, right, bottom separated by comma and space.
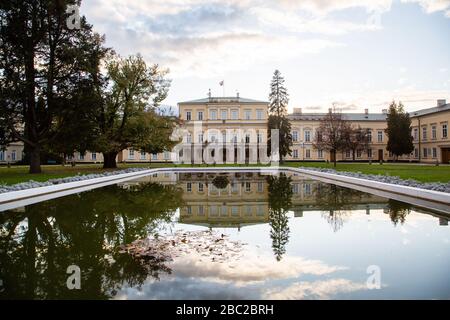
401, 0, 450, 14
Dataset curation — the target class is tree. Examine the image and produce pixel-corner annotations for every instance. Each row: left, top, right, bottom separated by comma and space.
344, 126, 370, 161
267, 70, 292, 162
92, 54, 177, 168
313, 111, 352, 167
0, 0, 108, 173
385, 101, 414, 160
267, 173, 292, 261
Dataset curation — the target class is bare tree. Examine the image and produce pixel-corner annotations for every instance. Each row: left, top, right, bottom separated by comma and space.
344, 126, 370, 161
313, 111, 352, 167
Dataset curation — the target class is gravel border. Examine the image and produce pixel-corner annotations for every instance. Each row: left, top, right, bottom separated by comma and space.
1, 166, 449, 194
0, 167, 151, 194
298, 167, 450, 194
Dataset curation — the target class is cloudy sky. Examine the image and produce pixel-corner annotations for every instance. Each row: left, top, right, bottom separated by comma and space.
80, 0, 450, 113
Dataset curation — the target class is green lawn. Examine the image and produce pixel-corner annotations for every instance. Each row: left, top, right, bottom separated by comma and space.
1, 162, 449, 185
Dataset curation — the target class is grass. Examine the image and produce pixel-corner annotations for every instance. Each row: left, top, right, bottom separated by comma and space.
1, 162, 449, 185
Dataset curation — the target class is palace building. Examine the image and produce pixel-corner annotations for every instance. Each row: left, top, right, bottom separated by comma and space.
1, 96, 449, 165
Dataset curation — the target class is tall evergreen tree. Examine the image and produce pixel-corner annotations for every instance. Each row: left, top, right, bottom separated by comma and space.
0, 0, 107, 173
385, 101, 414, 160
267, 70, 292, 162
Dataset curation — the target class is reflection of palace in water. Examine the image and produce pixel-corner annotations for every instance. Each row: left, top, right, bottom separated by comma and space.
124, 171, 396, 229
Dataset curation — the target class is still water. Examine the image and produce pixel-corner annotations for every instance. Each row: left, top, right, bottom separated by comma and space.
0, 171, 449, 299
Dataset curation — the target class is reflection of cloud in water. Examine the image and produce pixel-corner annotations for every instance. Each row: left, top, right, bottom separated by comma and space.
263, 279, 367, 300
171, 250, 346, 285
115, 247, 366, 299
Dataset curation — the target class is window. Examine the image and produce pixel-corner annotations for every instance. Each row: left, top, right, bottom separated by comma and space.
422, 127, 427, 140
186, 111, 191, 121
11, 150, 16, 161
367, 131, 372, 142
432, 126, 437, 140
128, 149, 134, 159
304, 183, 311, 195
222, 132, 227, 143
141, 151, 146, 160
79, 153, 84, 160
414, 148, 419, 158
244, 110, 251, 120
164, 151, 170, 160
231, 206, 239, 216
346, 150, 351, 158
377, 131, 383, 142
187, 182, 192, 192
257, 133, 263, 143
318, 149, 323, 159
210, 110, 217, 120
197, 111, 203, 121
257, 205, 264, 216
245, 134, 250, 143
293, 149, 299, 158
443, 124, 448, 138
198, 205, 204, 216
210, 205, 218, 216
257, 182, 263, 192
198, 133, 204, 143
221, 206, 227, 216
231, 110, 238, 120
413, 128, 418, 141
292, 131, 298, 142
245, 182, 251, 192
305, 149, 311, 158
186, 133, 192, 143
305, 130, 311, 142
245, 205, 252, 216
91, 153, 97, 161
0, 150, 4, 161
221, 110, 227, 120
256, 109, 263, 120
231, 183, 238, 193
423, 148, 428, 158
152, 153, 158, 160
292, 183, 299, 194
187, 206, 192, 215
367, 149, 372, 158
356, 149, 362, 158
432, 148, 437, 158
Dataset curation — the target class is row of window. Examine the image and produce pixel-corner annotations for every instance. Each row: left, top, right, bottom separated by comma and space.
0, 150, 17, 161
184, 132, 264, 144
185, 204, 266, 217
414, 148, 438, 159
186, 182, 264, 193
291, 149, 375, 159
185, 109, 265, 121
292, 130, 383, 143
413, 124, 448, 141
128, 149, 171, 160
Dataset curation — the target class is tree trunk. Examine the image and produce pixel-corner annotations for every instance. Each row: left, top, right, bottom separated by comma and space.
103, 152, 118, 169
333, 150, 337, 167
29, 147, 42, 174
352, 150, 356, 161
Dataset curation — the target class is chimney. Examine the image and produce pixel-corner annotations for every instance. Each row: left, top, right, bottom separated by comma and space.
437, 99, 446, 107
236, 91, 240, 98
382, 109, 388, 114
364, 109, 369, 115
208, 89, 211, 99
293, 108, 302, 114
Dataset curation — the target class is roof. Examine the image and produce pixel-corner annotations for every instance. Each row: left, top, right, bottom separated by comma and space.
178, 96, 269, 105
288, 113, 387, 121
409, 103, 450, 118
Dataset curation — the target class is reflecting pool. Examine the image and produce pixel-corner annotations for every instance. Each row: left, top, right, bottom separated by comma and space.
0, 171, 449, 299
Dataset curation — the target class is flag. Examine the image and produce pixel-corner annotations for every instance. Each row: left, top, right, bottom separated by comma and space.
219, 80, 224, 86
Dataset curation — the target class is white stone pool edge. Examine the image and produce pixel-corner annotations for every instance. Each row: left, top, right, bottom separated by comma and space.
0, 166, 449, 215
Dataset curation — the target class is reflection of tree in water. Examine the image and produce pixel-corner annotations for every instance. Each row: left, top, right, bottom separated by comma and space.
267, 174, 293, 261
314, 184, 366, 232
385, 200, 411, 226
0, 182, 183, 299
